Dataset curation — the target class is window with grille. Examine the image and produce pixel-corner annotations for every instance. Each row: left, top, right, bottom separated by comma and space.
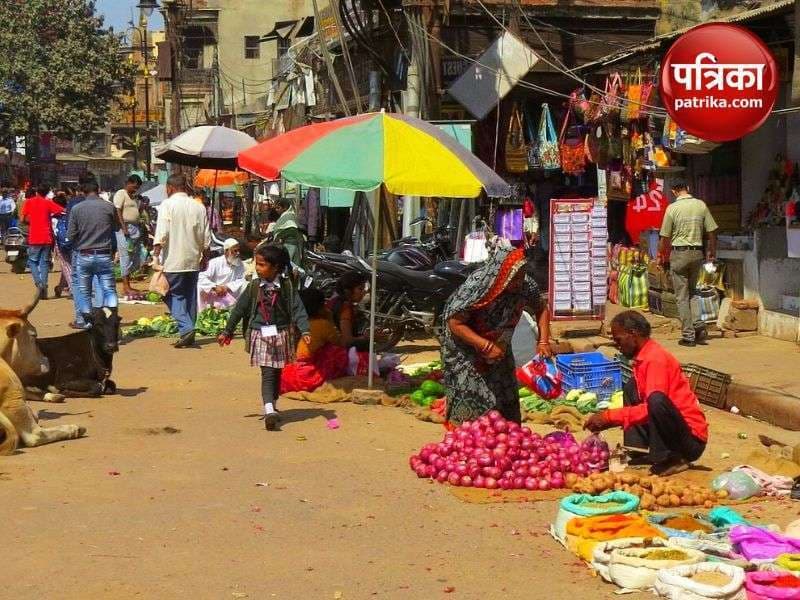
277, 36, 289, 57
244, 36, 260, 59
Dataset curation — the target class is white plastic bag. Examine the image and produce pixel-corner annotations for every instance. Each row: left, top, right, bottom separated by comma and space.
654, 563, 746, 600
711, 471, 762, 501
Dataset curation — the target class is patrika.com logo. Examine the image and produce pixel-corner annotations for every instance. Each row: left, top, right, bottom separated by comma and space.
660, 23, 778, 142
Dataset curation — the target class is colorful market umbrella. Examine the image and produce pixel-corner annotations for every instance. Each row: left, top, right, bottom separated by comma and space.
238, 111, 511, 388
155, 125, 257, 170
237, 111, 510, 198
194, 169, 250, 188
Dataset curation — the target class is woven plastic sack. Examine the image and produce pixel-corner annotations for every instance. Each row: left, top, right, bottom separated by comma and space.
591, 537, 666, 582
608, 546, 705, 591
655, 563, 746, 600
553, 492, 639, 542
566, 514, 665, 561
745, 571, 800, 599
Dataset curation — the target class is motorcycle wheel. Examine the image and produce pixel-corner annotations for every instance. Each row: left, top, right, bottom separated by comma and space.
357, 307, 406, 353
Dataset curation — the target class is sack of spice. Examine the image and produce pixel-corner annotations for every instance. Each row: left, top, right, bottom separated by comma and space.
554, 491, 639, 542
591, 537, 667, 583
745, 571, 800, 599
655, 563, 746, 600
607, 545, 705, 591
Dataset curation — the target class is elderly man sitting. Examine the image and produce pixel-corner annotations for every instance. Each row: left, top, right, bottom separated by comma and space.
197, 238, 247, 311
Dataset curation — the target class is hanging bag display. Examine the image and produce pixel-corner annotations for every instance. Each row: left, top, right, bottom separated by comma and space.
505, 104, 529, 173
585, 123, 610, 169
559, 100, 586, 176
619, 263, 648, 309
537, 103, 561, 170
600, 72, 623, 119
623, 68, 643, 121
524, 104, 541, 169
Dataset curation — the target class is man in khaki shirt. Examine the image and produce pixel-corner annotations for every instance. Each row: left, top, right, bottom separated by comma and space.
112, 174, 142, 297
658, 181, 718, 347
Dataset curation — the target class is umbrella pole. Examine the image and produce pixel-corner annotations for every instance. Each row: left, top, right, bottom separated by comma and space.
367, 188, 380, 389
212, 170, 219, 230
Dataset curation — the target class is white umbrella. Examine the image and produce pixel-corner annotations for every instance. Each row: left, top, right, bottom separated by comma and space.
140, 183, 168, 207
154, 125, 257, 170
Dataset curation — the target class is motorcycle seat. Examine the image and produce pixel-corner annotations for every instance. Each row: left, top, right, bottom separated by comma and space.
377, 259, 448, 289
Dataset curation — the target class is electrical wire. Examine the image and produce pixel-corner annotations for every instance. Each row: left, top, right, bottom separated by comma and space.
475, 0, 667, 115
376, 0, 411, 62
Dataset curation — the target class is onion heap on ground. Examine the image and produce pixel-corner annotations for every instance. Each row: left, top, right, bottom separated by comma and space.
409, 410, 609, 490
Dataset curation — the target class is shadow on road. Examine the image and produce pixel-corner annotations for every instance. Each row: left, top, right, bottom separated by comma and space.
116, 386, 148, 397
37, 410, 92, 421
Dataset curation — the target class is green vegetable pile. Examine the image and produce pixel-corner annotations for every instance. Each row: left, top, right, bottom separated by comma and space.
518, 387, 605, 414
195, 308, 231, 336
408, 360, 442, 378
410, 379, 445, 407
145, 291, 162, 303
123, 315, 179, 338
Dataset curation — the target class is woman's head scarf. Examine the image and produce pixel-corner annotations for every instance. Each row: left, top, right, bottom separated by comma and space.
443, 246, 529, 321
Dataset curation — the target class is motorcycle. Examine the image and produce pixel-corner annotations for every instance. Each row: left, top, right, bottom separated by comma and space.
372, 216, 454, 271
3, 226, 27, 273
349, 257, 476, 352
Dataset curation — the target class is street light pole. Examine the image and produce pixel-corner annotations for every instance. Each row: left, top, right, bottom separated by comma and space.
142, 26, 152, 180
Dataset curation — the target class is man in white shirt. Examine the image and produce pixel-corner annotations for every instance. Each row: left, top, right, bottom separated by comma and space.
197, 238, 247, 311
0, 187, 16, 240
154, 174, 211, 348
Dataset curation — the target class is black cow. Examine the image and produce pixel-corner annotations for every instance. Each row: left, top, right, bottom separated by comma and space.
25, 307, 121, 400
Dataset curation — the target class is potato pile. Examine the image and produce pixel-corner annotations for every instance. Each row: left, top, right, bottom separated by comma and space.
571, 471, 729, 509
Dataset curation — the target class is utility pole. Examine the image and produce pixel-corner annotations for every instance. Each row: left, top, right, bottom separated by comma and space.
141, 24, 152, 179
213, 46, 222, 124
165, 0, 183, 136
311, 0, 351, 116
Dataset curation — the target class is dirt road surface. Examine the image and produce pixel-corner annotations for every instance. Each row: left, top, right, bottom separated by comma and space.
2, 265, 800, 600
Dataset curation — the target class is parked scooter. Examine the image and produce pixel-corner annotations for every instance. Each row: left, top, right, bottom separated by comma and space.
3, 226, 27, 273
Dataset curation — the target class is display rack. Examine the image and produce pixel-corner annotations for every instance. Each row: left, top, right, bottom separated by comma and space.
549, 197, 607, 321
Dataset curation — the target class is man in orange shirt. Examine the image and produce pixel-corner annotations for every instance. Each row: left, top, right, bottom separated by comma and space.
585, 310, 708, 476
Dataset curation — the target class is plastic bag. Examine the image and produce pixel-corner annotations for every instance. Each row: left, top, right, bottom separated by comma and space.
712, 471, 762, 500
730, 526, 800, 562
543, 430, 576, 447
515, 356, 562, 400
655, 563, 746, 600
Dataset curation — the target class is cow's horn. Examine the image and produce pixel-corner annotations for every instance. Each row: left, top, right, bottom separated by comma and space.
19, 289, 41, 317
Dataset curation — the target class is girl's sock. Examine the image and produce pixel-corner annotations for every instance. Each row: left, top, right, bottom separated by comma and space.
264, 402, 276, 415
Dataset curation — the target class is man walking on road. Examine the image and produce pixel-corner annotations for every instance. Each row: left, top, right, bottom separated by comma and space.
0, 187, 16, 240
113, 174, 143, 298
20, 184, 64, 299
658, 181, 718, 347
68, 180, 120, 318
154, 174, 211, 349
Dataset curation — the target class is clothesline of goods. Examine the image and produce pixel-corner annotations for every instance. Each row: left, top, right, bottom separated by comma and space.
503, 67, 716, 178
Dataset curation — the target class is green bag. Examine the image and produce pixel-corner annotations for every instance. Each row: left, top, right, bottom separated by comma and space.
620, 264, 648, 309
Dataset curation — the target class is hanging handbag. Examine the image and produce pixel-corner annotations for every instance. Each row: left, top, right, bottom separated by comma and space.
585, 123, 610, 169
600, 72, 623, 118
505, 104, 529, 173
525, 104, 541, 169
623, 68, 643, 121
537, 103, 561, 170
559, 100, 586, 176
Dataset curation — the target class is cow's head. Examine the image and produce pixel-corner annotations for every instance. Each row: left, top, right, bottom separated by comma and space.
84, 307, 122, 354
0, 290, 48, 380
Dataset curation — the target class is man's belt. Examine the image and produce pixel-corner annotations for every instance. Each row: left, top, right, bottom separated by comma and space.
78, 248, 112, 255
671, 246, 703, 251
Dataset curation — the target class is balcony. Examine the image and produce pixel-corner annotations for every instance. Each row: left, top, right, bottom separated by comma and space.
271, 54, 293, 79
180, 68, 215, 86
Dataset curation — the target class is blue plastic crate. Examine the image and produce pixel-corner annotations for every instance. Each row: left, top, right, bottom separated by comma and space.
555, 352, 622, 402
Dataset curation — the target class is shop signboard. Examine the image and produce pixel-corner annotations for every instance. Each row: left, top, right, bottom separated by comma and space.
448, 31, 539, 120
441, 56, 470, 88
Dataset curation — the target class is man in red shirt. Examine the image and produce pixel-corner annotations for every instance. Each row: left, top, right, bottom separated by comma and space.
20, 184, 64, 299
585, 310, 707, 476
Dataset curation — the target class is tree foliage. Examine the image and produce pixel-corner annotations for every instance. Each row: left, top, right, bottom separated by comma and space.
0, 0, 135, 139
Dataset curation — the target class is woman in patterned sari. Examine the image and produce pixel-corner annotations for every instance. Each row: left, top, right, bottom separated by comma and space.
442, 246, 552, 424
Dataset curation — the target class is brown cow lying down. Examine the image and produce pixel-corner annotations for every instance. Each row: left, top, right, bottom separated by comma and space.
0, 294, 86, 454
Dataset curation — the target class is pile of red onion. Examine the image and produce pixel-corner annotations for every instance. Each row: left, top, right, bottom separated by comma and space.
409, 410, 609, 490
